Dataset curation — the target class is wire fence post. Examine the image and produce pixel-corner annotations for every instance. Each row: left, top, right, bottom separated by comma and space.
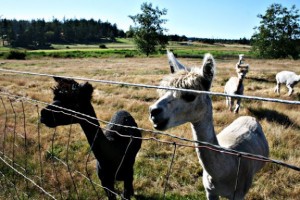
36, 104, 44, 188
163, 142, 177, 199
233, 153, 242, 200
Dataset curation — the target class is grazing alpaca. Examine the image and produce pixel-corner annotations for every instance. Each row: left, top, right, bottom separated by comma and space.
149, 52, 269, 200
224, 54, 249, 113
40, 77, 142, 200
274, 70, 300, 96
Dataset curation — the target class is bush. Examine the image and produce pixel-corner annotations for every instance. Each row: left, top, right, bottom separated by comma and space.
6, 50, 26, 60
99, 44, 107, 49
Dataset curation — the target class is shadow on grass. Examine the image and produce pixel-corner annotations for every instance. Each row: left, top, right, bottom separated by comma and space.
248, 107, 299, 129
246, 77, 275, 83
135, 193, 204, 200
135, 194, 161, 200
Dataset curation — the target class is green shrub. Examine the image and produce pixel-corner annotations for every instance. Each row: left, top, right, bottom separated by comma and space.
99, 44, 107, 49
6, 50, 26, 60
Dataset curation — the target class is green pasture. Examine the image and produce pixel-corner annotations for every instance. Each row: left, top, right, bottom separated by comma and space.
0, 38, 253, 59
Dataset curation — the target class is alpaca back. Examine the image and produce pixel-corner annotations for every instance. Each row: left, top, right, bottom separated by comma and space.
105, 110, 141, 143
103, 110, 142, 180
217, 116, 269, 172
276, 71, 298, 84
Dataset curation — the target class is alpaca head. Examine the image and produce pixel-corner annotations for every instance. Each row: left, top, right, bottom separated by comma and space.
149, 53, 215, 130
40, 77, 94, 127
236, 64, 249, 79
238, 54, 245, 63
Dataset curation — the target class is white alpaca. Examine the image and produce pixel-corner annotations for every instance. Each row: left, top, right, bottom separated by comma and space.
224, 54, 249, 113
149, 51, 269, 200
274, 71, 300, 96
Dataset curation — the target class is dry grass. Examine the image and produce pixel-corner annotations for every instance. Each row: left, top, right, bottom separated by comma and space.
0, 56, 299, 199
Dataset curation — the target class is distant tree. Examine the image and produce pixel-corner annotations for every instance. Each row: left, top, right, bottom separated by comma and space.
1, 18, 125, 47
239, 37, 250, 45
251, 3, 300, 59
129, 2, 168, 56
126, 26, 135, 38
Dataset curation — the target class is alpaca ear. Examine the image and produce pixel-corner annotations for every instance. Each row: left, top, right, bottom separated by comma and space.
53, 76, 74, 83
79, 82, 94, 101
200, 53, 215, 90
53, 76, 79, 86
53, 76, 64, 83
167, 50, 188, 73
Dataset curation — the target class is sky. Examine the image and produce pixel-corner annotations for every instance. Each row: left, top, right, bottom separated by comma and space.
1, 0, 300, 39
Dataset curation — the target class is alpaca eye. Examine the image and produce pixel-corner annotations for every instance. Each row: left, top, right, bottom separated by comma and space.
181, 93, 196, 102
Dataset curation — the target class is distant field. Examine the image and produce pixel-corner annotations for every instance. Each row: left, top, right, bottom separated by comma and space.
0, 38, 254, 59
0, 45, 299, 199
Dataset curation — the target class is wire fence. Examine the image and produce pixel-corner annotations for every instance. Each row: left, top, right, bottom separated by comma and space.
0, 69, 300, 199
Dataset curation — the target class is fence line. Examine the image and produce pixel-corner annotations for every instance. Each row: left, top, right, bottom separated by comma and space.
0, 92, 299, 199
1, 91, 299, 172
0, 68, 300, 105
0, 69, 300, 199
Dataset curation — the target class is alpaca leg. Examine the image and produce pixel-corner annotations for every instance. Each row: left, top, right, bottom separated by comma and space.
97, 166, 117, 200
274, 83, 280, 94
287, 84, 294, 96
229, 98, 234, 112
234, 98, 241, 113
226, 97, 233, 111
102, 179, 117, 200
224, 91, 229, 108
206, 192, 219, 200
123, 174, 134, 199
225, 96, 230, 108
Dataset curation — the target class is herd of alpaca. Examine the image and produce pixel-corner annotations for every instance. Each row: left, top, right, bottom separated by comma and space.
39, 51, 298, 199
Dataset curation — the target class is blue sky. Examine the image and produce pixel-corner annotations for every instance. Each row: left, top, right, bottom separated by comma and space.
1, 0, 300, 39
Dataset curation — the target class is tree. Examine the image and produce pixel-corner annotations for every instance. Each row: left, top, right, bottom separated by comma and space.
129, 2, 168, 56
251, 3, 300, 59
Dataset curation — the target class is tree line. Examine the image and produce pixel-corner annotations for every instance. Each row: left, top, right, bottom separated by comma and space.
1, 3, 299, 59
0, 18, 125, 49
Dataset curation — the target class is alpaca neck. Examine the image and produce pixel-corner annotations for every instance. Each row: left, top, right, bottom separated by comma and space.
191, 98, 232, 178
78, 103, 107, 148
191, 108, 218, 145
237, 59, 243, 66
237, 77, 244, 91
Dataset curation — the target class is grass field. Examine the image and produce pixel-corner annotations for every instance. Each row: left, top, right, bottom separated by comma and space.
0, 44, 299, 199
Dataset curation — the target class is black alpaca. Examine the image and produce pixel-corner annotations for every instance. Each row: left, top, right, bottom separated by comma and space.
40, 77, 142, 200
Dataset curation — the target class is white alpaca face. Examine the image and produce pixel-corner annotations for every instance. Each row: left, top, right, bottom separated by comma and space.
149, 89, 208, 130
149, 53, 215, 131
236, 66, 248, 79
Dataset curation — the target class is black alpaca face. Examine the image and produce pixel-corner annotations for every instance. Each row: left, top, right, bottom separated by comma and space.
40, 77, 93, 128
